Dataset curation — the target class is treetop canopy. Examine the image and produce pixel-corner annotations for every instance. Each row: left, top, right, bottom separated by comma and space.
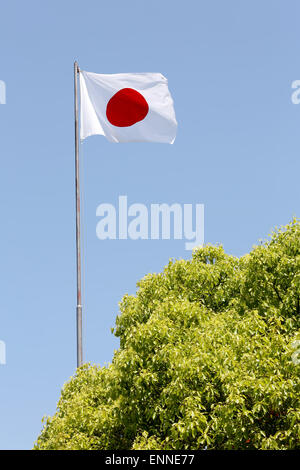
35, 219, 300, 450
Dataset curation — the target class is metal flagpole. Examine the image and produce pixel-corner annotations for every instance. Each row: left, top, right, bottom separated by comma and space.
74, 60, 83, 367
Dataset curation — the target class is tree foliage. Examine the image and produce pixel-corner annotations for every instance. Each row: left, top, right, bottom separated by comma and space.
35, 219, 300, 450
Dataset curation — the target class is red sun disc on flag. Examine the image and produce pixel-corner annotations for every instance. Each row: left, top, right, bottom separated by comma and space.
106, 88, 149, 127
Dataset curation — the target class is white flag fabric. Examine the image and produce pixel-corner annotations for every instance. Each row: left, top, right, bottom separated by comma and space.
79, 71, 177, 144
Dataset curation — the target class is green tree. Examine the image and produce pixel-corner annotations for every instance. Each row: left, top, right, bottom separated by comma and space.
35, 219, 300, 450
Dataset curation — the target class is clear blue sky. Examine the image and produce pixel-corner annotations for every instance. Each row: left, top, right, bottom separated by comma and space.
0, 0, 299, 449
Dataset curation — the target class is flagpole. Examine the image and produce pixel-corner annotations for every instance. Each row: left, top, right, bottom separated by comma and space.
74, 60, 83, 367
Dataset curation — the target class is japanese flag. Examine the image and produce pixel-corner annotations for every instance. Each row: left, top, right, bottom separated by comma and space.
79, 70, 177, 144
